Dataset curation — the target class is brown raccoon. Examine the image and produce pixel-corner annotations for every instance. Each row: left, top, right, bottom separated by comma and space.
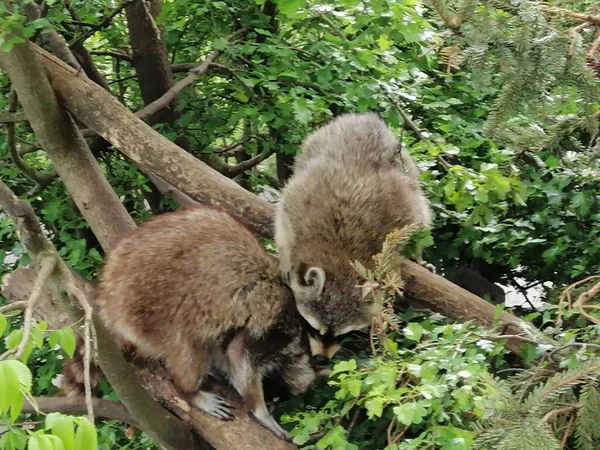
275, 112, 433, 338
84, 206, 339, 441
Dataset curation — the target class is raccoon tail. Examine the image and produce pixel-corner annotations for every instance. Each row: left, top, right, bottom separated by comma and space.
59, 334, 104, 397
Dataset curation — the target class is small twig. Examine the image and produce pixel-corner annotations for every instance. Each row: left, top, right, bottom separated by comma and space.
62, 273, 95, 424
0, 256, 57, 361
483, 334, 541, 345
70, 0, 140, 48
574, 279, 600, 306
90, 50, 133, 62
386, 95, 452, 171
560, 413, 576, 449
136, 28, 249, 122
587, 27, 600, 59
541, 5, 600, 26
0, 301, 27, 314
542, 404, 580, 423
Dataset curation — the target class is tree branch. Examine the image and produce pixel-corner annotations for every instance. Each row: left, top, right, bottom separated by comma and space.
0, 112, 27, 123
32, 41, 274, 237
22, 397, 138, 427
70, 0, 140, 49
136, 27, 248, 122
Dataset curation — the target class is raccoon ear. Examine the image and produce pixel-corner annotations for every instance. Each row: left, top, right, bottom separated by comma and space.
304, 267, 326, 296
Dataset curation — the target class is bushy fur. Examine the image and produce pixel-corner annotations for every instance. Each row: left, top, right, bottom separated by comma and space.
275, 112, 432, 337
65, 206, 335, 441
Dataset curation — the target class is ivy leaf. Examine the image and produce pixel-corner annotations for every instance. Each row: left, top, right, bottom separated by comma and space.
393, 402, 428, 426
276, 0, 305, 17
377, 34, 392, 51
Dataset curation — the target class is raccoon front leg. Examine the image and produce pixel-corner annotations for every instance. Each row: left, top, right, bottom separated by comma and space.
226, 332, 292, 442
165, 341, 234, 420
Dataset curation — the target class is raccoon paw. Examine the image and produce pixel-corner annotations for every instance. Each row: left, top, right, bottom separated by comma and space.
251, 407, 292, 442
419, 260, 437, 274
192, 391, 234, 420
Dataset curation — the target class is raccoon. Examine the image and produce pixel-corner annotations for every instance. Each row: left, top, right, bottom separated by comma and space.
275, 112, 433, 338
91, 206, 339, 441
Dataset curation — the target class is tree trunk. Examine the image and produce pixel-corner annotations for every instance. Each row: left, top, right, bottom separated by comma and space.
125, 0, 179, 125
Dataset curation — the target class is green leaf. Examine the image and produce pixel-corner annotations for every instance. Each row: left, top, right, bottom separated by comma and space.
48, 330, 61, 349
377, 34, 393, 51
393, 402, 428, 426
331, 359, 357, 375
48, 414, 73, 450
59, 328, 76, 358
3, 360, 33, 392
0, 313, 7, 336
276, 0, 305, 17
73, 418, 97, 450
365, 396, 385, 418
404, 323, 423, 342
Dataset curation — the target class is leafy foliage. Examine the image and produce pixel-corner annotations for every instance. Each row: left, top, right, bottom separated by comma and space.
1, 0, 600, 448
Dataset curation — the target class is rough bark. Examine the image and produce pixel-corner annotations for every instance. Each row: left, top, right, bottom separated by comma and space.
125, 0, 178, 124
32, 43, 274, 237
1, 267, 298, 450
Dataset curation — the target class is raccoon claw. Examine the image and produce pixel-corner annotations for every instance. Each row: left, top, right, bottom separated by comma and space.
193, 391, 234, 420
251, 408, 292, 442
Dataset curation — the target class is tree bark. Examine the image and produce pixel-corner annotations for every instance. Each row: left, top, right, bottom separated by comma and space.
32, 43, 274, 237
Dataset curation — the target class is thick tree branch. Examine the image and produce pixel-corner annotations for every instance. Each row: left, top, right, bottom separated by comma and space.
22, 397, 138, 427
32, 42, 274, 237
21, 1, 83, 72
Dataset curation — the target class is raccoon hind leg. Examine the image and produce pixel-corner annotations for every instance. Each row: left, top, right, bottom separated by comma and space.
226, 331, 292, 442
165, 340, 234, 420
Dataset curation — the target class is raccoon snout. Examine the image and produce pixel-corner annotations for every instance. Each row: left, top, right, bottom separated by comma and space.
312, 355, 330, 367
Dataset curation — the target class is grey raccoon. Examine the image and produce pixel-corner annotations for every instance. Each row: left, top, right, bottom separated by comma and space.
94, 206, 339, 441
275, 112, 433, 338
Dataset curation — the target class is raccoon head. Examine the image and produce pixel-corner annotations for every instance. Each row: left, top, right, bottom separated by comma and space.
285, 263, 378, 340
